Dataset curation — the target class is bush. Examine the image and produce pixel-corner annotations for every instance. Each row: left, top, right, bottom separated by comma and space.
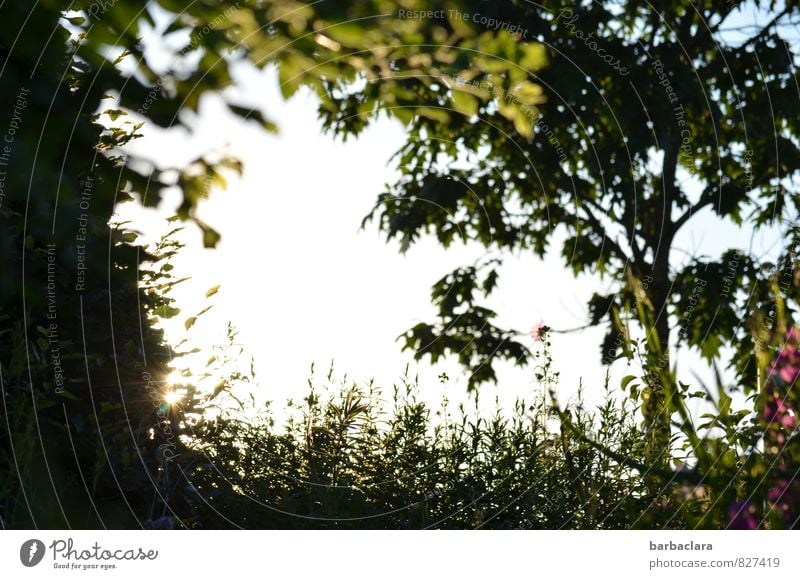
171, 329, 665, 529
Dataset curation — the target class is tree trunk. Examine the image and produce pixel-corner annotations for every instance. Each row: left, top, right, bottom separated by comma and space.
642, 133, 679, 470
642, 259, 672, 470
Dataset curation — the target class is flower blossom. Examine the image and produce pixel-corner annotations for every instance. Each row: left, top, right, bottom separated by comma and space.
728, 501, 759, 530
729, 326, 800, 529
530, 322, 547, 341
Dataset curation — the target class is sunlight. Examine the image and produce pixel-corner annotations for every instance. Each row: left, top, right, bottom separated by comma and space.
164, 391, 183, 405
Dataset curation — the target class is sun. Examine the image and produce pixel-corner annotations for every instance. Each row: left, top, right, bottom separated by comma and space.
164, 391, 183, 405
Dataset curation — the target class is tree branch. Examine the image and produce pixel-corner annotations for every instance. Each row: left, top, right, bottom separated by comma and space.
579, 200, 631, 265
736, 6, 792, 51
674, 194, 713, 233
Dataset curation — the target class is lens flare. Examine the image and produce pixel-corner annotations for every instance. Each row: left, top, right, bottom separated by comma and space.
165, 391, 183, 405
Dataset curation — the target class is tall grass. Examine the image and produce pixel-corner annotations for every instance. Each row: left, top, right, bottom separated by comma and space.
172, 328, 676, 529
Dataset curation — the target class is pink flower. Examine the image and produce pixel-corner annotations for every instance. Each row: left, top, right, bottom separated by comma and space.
767, 478, 800, 525
744, 327, 800, 529
768, 340, 800, 385
779, 364, 799, 384
530, 322, 547, 341
728, 501, 759, 530
763, 392, 798, 430
769, 334, 800, 384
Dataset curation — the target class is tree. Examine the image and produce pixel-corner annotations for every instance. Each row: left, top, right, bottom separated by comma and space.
310, 1, 800, 464
0, 0, 546, 528
4, 0, 799, 527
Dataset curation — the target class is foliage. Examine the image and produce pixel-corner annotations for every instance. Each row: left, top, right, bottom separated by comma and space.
176, 332, 659, 529
172, 323, 800, 530
346, 1, 800, 386
302, 0, 800, 462
1, 0, 536, 529
2, 0, 800, 530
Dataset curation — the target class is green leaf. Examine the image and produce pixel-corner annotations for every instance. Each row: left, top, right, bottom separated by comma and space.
417, 107, 450, 123
199, 223, 221, 248
104, 109, 128, 121
325, 23, 365, 46
519, 43, 548, 70
452, 90, 478, 117
620, 375, 638, 390
513, 111, 533, 139
227, 104, 278, 132
278, 55, 304, 99
154, 305, 181, 319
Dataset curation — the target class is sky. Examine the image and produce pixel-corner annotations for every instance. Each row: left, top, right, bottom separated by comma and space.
112, 4, 791, 422
117, 67, 612, 416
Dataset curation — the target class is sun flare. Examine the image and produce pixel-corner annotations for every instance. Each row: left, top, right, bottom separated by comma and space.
164, 391, 183, 405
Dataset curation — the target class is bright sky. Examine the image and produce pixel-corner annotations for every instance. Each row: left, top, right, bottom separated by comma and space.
112, 5, 792, 421
118, 65, 612, 415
